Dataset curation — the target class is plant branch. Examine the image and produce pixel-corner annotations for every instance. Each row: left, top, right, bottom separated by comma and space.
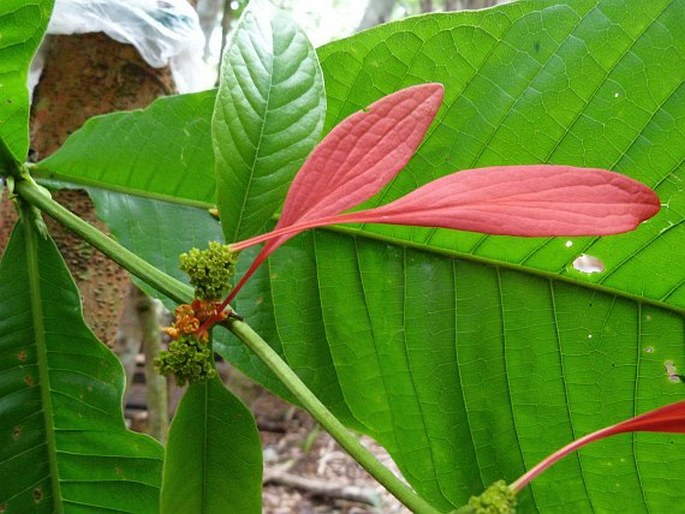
225, 318, 443, 514
17, 178, 442, 513
16, 179, 193, 304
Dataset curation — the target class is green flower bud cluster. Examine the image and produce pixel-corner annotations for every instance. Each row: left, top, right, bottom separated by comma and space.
467, 481, 516, 514
154, 334, 217, 386
179, 242, 239, 300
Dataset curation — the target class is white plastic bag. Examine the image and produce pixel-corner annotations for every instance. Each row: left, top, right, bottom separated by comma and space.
46, 0, 213, 92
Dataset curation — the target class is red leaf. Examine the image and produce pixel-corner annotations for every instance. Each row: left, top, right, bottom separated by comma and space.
276, 83, 444, 229
332, 165, 660, 236
217, 83, 444, 307
611, 401, 685, 434
232, 165, 660, 250
511, 401, 685, 492
219, 90, 660, 316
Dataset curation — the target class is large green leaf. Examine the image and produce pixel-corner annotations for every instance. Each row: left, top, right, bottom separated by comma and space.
33, 91, 217, 208
0, 216, 163, 513
227, 0, 685, 510
0, 0, 53, 168
213, 0, 325, 241
160, 376, 262, 514
238, 231, 684, 512
317, 0, 684, 310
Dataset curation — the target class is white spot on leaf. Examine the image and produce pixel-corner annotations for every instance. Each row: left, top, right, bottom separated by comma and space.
664, 360, 681, 383
573, 254, 605, 274
644, 346, 655, 353
565, 240, 573, 248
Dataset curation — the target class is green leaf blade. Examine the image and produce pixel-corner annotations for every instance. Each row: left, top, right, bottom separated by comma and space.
34, 91, 218, 208
318, 0, 685, 312
161, 377, 262, 514
0, 0, 54, 168
254, 230, 685, 511
0, 218, 163, 513
213, 0, 326, 242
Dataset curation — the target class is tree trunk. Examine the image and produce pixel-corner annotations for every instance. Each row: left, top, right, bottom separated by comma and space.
357, 0, 397, 31
30, 33, 173, 345
17, 31, 175, 436
137, 290, 168, 441
0, 33, 175, 344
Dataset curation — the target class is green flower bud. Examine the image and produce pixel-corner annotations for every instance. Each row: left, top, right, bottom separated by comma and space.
179, 242, 239, 300
154, 334, 217, 386
467, 481, 516, 514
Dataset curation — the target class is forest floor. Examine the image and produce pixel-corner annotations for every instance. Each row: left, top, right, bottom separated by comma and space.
255, 388, 410, 513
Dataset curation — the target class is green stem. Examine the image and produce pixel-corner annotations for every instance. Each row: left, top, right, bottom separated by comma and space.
16, 180, 193, 304
17, 180, 442, 514
226, 318, 442, 514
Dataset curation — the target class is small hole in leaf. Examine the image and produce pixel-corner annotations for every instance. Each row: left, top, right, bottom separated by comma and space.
664, 361, 681, 383
644, 346, 655, 353
12, 425, 22, 440
573, 254, 605, 274
33, 487, 43, 503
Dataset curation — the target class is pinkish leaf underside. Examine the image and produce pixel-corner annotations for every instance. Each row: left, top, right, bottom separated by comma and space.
326, 165, 661, 237
277, 83, 444, 227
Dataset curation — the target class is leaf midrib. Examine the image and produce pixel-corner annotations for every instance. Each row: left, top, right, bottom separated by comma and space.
229, 15, 277, 243
23, 217, 63, 511
316, 223, 684, 315
29, 169, 215, 210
